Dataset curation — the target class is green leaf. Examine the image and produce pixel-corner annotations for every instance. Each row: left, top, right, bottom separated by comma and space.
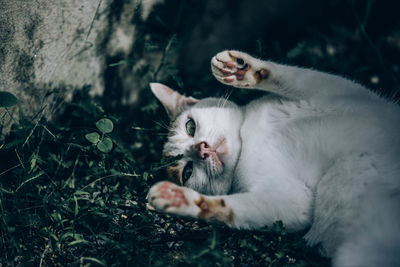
142, 172, 149, 182
68, 239, 91, 246
109, 60, 127, 67
95, 118, 114, 134
30, 155, 37, 171
73, 195, 79, 217
3, 138, 24, 149
60, 232, 74, 242
91, 211, 109, 218
0, 92, 19, 107
85, 132, 100, 144
97, 137, 113, 153
80, 257, 106, 266
74, 190, 90, 196
51, 212, 62, 222
49, 233, 59, 242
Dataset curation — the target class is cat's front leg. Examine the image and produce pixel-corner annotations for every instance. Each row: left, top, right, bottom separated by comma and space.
147, 181, 234, 226
148, 181, 311, 230
211, 50, 271, 88
212, 50, 370, 100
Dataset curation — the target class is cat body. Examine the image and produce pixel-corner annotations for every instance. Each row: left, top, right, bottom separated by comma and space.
147, 51, 400, 266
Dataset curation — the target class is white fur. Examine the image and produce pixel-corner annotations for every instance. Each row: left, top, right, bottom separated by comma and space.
150, 50, 400, 267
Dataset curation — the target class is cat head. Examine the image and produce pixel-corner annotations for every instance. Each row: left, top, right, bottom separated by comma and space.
150, 83, 243, 195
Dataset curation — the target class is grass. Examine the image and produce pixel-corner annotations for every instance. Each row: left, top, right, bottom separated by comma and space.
1, 0, 399, 266
0, 88, 329, 266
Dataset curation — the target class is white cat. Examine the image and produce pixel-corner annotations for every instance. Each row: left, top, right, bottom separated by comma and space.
147, 50, 400, 267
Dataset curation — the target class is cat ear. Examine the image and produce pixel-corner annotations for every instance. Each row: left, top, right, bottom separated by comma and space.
150, 83, 198, 119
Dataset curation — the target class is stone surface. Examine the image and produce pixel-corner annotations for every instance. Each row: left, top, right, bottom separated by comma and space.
0, 0, 163, 132
1, 1, 106, 116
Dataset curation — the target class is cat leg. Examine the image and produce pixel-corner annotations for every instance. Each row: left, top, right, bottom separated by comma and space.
211, 50, 369, 100
147, 181, 311, 231
147, 181, 236, 226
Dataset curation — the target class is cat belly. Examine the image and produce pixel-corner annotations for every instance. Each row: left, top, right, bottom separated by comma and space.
237, 96, 400, 257
236, 97, 324, 190
232, 97, 319, 230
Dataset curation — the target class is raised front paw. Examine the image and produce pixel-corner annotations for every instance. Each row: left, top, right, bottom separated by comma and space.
211, 50, 270, 88
147, 181, 201, 218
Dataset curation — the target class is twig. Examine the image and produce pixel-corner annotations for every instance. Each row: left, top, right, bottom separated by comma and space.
4, 107, 18, 124
37, 165, 57, 187
70, 152, 81, 179
41, 125, 56, 139
0, 163, 22, 177
15, 171, 45, 192
22, 106, 46, 148
14, 149, 25, 169
79, 172, 141, 191
86, 0, 103, 41
39, 241, 51, 267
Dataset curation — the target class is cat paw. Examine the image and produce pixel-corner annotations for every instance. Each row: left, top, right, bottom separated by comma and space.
211, 50, 270, 88
147, 181, 201, 218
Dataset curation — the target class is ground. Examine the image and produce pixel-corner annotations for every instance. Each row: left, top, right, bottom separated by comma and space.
0, 0, 399, 266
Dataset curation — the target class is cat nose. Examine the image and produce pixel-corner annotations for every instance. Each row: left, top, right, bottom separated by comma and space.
197, 141, 211, 160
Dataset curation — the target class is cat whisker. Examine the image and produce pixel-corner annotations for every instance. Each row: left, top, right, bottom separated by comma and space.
222, 90, 233, 108
131, 127, 169, 135
217, 96, 223, 108
216, 90, 233, 109
152, 119, 172, 131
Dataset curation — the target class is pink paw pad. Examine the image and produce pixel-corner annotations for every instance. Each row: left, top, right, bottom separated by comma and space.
158, 182, 188, 207
221, 59, 250, 82
226, 61, 236, 69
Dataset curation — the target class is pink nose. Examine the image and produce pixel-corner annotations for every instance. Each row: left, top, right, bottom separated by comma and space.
197, 142, 214, 160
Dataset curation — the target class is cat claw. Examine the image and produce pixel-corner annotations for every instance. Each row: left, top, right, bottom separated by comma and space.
211, 50, 269, 88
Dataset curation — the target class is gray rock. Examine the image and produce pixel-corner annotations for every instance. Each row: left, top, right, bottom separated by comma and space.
0, 0, 162, 133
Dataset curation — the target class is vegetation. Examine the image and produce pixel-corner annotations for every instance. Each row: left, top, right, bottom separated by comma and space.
0, 88, 328, 266
1, 0, 399, 266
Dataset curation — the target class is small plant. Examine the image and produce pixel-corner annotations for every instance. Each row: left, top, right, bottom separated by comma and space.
85, 118, 114, 153
0, 92, 19, 107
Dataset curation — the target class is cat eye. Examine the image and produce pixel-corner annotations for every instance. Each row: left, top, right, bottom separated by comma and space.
182, 161, 193, 185
185, 118, 196, 137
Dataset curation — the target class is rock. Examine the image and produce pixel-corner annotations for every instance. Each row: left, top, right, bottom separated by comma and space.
0, 0, 163, 133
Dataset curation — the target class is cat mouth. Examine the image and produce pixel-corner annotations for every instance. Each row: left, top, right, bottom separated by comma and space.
209, 138, 228, 170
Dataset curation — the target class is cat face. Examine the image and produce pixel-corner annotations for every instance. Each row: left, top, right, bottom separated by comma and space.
150, 83, 243, 195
